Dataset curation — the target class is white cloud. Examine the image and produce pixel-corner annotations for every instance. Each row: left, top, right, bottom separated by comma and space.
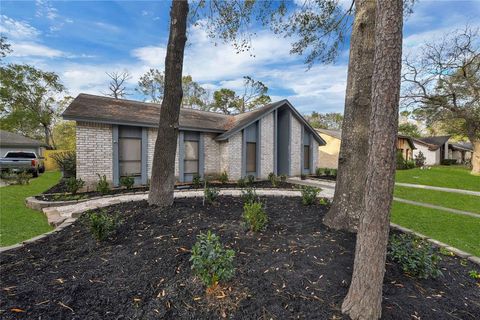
0, 15, 40, 39
131, 46, 167, 66
10, 42, 64, 58
35, 0, 59, 20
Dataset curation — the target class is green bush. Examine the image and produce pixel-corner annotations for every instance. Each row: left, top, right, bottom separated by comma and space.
396, 151, 407, 170
330, 169, 338, 177
51, 151, 76, 178
243, 201, 268, 232
246, 174, 255, 185
405, 160, 415, 169
241, 186, 258, 205
468, 270, 480, 280
120, 176, 135, 189
66, 177, 85, 194
414, 151, 426, 167
279, 174, 287, 182
440, 159, 457, 165
300, 174, 307, 180
14, 171, 33, 185
237, 177, 246, 188
96, 174, 110, 195
318, 198, 330, 205
388, 234, 442, 279
323, 168, 331, 176
88, 210, 120, 241
190, 231, 235, 288
268, 172, 278, 187
192, 174, 202, 188
218, 171, 228, 184
315, 167, 324, 176
204, 185, 220, 204
301, 186, 320, 205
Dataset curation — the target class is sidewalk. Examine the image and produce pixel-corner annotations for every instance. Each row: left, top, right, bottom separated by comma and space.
395, 183, 480, 196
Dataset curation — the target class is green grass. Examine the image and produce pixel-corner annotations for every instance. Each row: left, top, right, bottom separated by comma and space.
394, 186, 480, 215
391, 201, 480, 256
395, 165, 480, 191
0, 171, 61, 246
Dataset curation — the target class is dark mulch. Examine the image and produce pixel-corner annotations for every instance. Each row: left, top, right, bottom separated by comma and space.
38, 180, 295, 201
1, 196, 478, 319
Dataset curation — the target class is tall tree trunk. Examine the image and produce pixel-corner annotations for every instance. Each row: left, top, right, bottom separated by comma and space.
148, 0, 189, 206
469, 138, 480, 175
342, 0, 403, 319
323, 0, 376, 232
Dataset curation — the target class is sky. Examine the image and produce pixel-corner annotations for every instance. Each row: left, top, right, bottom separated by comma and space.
1, 0, 479, 114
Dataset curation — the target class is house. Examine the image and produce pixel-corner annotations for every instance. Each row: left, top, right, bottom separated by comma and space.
0, 130, 47, 158
413, 136, 473, 165
63, 94, 325, 186
316, 128, 416, 169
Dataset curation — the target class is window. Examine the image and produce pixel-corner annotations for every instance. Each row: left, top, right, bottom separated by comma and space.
246, 142, 256, 173
119, 138, 141, 176
184, 140, 199, 174
304, 145, 310, 170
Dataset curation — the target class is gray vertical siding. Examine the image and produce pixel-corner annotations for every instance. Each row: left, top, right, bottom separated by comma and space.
141, 128, 148, 184
178, 131, 185, 182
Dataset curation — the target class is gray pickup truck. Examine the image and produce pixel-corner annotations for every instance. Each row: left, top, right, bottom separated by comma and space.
0, 151, 45, 177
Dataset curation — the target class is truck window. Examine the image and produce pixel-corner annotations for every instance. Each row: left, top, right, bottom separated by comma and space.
4, 152, 36, 159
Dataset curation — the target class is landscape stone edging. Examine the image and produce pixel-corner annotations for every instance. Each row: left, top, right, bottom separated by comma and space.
7, 191, 480, 267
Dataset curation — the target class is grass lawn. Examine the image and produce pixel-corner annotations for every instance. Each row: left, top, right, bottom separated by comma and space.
394, 186, 480, 214
0, 171, 61, 247
395, 165, 480, 191
391, 201, 480, 256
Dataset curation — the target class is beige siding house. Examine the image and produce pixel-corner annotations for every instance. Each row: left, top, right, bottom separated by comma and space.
63, 94, 325, 186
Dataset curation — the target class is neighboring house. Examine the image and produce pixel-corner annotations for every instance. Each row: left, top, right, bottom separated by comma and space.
316, 129, 416, 169
63, 94, 325, 186
0, 130, 47, 158
448, 142, 473, 164
397, 134, 416, 161
316, 128, 341, 169
412, 136, 450, 165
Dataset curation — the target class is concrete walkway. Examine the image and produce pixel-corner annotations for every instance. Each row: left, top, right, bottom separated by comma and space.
393, 197, 479, 218
395, 183, 480, 196
294, 178, 480, 219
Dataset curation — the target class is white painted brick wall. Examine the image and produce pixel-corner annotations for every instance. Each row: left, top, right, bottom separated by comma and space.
312, 140, 319, 173
76, 122, 113, 185
226, 132, 242, 180
260, 113, 274, 179
290, 116, 302, 176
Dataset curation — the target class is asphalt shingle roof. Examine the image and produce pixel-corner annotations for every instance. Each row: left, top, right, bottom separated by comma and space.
0, 130, 47, 147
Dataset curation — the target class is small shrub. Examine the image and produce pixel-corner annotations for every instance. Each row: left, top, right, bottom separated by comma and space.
51, 151, 76, 178
468, 270, 480, 280
323, 168, 331, 176
405, 160, 415, 169
315, 167, 324, 176
440, 159, 457, 165
237, 177, 246, 188
190, 231, 235, 288
388, 234, 442, 279
66, 177, 85, 194
120, 176, 135, 190
218, 171, 228, 184
300, 174, 307, 180
243, 201, 268, 232
268, 172, 278, 187
96, 174, 110, 195
396, 151, 406, 170
192, 174, 202, 188
414, 151, 426, 167
318, 198, 330, 205
15, 171, 33, 185
330, 169, 338, 177
88, 210, 120, 241
279, 174, 287, 182
246, 174, 255, 185
301, 186, 320, 205
204, 185, 220, 204
241, 186, 258, 205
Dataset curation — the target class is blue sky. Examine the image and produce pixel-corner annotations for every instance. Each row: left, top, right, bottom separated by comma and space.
1, 0, 479, 114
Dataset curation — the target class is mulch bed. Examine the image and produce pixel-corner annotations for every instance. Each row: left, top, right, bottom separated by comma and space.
310, 175, 337, 181
1, 196, 479, 319
38, 180, 295, 201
